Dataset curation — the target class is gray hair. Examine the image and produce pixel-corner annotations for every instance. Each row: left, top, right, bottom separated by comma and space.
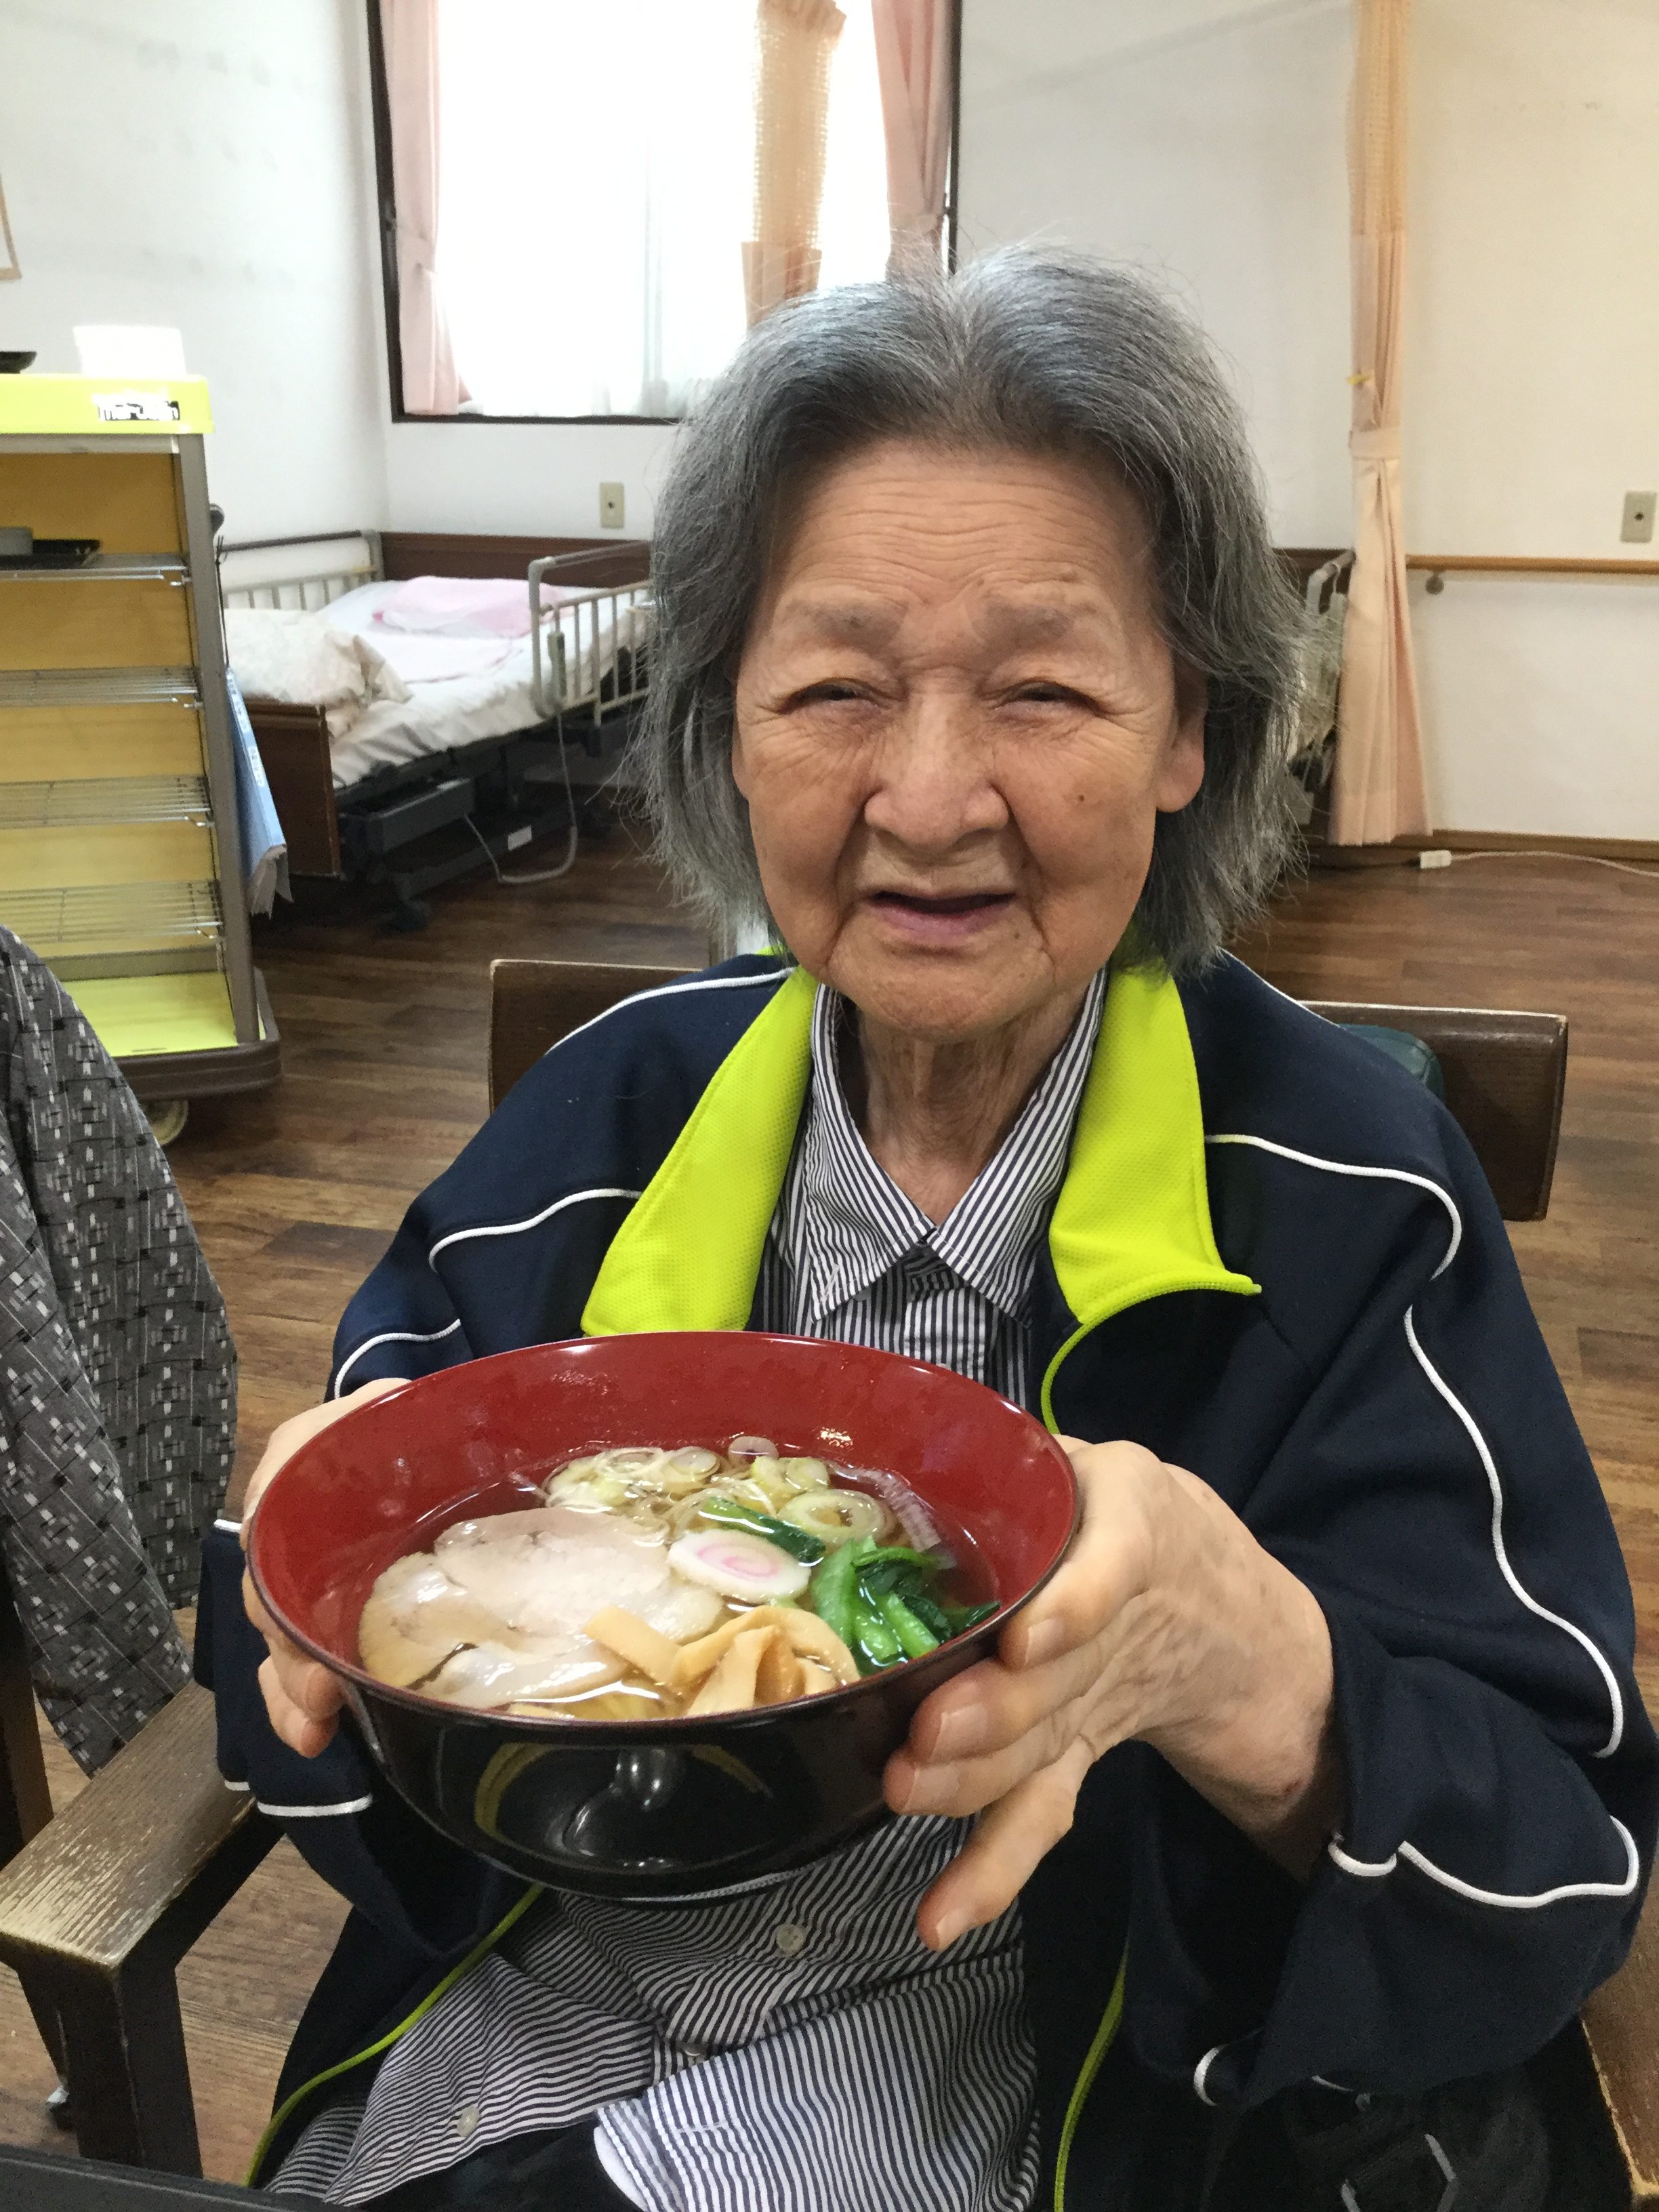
638, 248, 1303, 975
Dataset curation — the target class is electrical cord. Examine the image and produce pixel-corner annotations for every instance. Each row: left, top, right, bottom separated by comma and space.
1417, 847, 1658, 881
462, 708, 581, 885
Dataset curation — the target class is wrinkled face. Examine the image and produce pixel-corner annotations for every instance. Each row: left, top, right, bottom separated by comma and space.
731, 441, 1206, 1044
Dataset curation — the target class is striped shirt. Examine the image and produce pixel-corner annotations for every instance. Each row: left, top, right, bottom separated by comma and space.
758, 971, 1107, 1407
272, 971, 1106, 2212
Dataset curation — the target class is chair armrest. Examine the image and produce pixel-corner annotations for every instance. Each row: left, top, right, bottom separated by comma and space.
0, 1681, 274, 1981
1582, 1882, 1659, 2203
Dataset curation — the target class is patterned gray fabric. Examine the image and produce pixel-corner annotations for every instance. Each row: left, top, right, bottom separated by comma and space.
0, 928, 235, 1771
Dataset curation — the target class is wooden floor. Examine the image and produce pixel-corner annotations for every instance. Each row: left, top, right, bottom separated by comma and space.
0, 836, 1653, 2180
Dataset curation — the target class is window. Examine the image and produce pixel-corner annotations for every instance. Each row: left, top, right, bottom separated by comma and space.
382, 0, 903, 422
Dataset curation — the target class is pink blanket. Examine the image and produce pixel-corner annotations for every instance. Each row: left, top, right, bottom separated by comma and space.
374, 574, 589, 640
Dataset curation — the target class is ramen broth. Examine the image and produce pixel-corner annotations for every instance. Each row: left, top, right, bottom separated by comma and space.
356, 1439, 994, 1718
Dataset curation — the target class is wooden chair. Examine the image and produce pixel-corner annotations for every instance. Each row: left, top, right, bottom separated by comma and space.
488, 958, 693, 1111
1301, 999, 1568, 1221
0, 960, 1650, 2200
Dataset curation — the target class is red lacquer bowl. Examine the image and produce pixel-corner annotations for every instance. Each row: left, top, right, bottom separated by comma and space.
247, 1333, 1078, 1895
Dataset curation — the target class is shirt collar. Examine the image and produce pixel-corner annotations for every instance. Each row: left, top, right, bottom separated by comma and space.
786, 971, 1108, 1323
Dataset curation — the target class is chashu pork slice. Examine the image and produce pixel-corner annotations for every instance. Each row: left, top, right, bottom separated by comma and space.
423, 1634, 624, 1708
358, 1551, 549, 1688
359, 1549, 627, 1705
434, 1503, 725, 1644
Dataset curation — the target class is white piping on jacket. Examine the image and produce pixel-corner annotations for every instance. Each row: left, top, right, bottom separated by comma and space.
1208, 1132, 1462, 1277
1404, 1307, 1623, 1758
426, 1186, 642, 1269
333, 1317, 463, 1398
1328, 1818, 1639, 1908
434, 968, 784, 1261
333, 972, 781, 1394
1208, 1130, 1631, 1897
254, 1795, 375, 1820
429, 970, 788, 1258
224, 1776, 373, 1820
527, 964, 785, 1072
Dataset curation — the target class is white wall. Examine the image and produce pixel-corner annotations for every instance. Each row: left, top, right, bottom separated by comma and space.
958, 0, 1354, 546
0, 0, 386, 540
958, 0, 1659, 839
1404, 0, 1659, 837
384, 422, 679, 540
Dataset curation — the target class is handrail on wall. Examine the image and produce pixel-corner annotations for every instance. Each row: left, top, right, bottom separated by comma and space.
1408, 552, 1659, 594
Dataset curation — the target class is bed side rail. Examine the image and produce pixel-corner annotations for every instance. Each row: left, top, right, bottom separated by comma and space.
218, 529, 384, 612
528, 550, 653, 725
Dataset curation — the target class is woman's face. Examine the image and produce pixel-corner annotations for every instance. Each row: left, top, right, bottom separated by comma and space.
732, 441, 1206, 1045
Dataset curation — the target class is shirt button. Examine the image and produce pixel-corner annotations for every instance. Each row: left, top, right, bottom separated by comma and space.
453, 2103, 481, 2140
773, 1922, 810, 1958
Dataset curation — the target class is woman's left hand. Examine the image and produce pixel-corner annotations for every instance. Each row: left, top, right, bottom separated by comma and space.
885, 1438, 1341, 1950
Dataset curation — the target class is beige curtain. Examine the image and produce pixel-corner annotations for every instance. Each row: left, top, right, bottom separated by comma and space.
380, 0, 464, 413
744, 0, 846, 325
1330, 0, 1429, 844
872, 0, 953, 272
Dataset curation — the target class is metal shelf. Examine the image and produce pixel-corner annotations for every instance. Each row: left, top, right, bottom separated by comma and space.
0, 553, 187, 582
0, 415, 268, 1079
0, 776, 210, 830
0, 666, 201, 706
0, 879, 223, 950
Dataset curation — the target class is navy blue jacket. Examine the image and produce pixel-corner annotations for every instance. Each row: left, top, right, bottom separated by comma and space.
197, 954, 1656, 2204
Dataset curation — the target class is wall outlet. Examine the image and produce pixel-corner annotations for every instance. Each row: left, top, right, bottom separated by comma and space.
1621, 489, 1655, 544
600, 481, 626, 530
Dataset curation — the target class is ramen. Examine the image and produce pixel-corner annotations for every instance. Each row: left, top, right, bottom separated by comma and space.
357, 1437, 994, 1717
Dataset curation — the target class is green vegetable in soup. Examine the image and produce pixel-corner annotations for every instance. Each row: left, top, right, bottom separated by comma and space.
697, 1494, 827, 1565
806, 1540, 861, 1658
876, 1590, 939, 1660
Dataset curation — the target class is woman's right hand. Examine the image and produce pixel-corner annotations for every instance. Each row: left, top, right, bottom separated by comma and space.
239, 1379, 410, 1757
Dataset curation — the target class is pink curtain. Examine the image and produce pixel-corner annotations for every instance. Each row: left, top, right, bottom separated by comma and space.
871, 0, 953, 272
380, 0, 464, 414
1330, 0, 1429, 844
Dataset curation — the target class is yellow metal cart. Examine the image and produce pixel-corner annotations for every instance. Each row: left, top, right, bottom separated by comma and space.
0, 375, 279, 1103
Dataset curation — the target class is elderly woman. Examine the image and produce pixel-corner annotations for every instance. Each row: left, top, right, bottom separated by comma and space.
204, 252, 1655, 2212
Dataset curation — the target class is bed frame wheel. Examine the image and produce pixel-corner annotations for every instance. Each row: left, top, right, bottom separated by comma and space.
386, 897, 432, 934
144, 1101, 189, 1147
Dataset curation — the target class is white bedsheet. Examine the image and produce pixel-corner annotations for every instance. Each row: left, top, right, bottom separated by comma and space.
317, 581, 651, 791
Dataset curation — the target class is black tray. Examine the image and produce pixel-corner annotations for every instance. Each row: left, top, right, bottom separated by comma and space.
0, 539, 102, 570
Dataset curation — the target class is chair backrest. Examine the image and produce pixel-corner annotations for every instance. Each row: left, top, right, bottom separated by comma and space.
489, 960, 695, 1111
1303, 1000, 1566, 1221
487, 964, 1568, 1223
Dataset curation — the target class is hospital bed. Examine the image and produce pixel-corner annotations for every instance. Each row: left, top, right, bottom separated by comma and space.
218, 529, 652, 928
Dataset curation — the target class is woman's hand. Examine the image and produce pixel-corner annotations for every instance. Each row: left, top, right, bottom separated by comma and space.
239, 1380, 409, 1758
885, 1438, 1341, 1950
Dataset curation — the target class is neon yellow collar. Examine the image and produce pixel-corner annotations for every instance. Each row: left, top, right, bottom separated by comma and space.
1034, 962, 1258, 1425
582, 964, 816, 1336
581, 962, 1257, 1404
